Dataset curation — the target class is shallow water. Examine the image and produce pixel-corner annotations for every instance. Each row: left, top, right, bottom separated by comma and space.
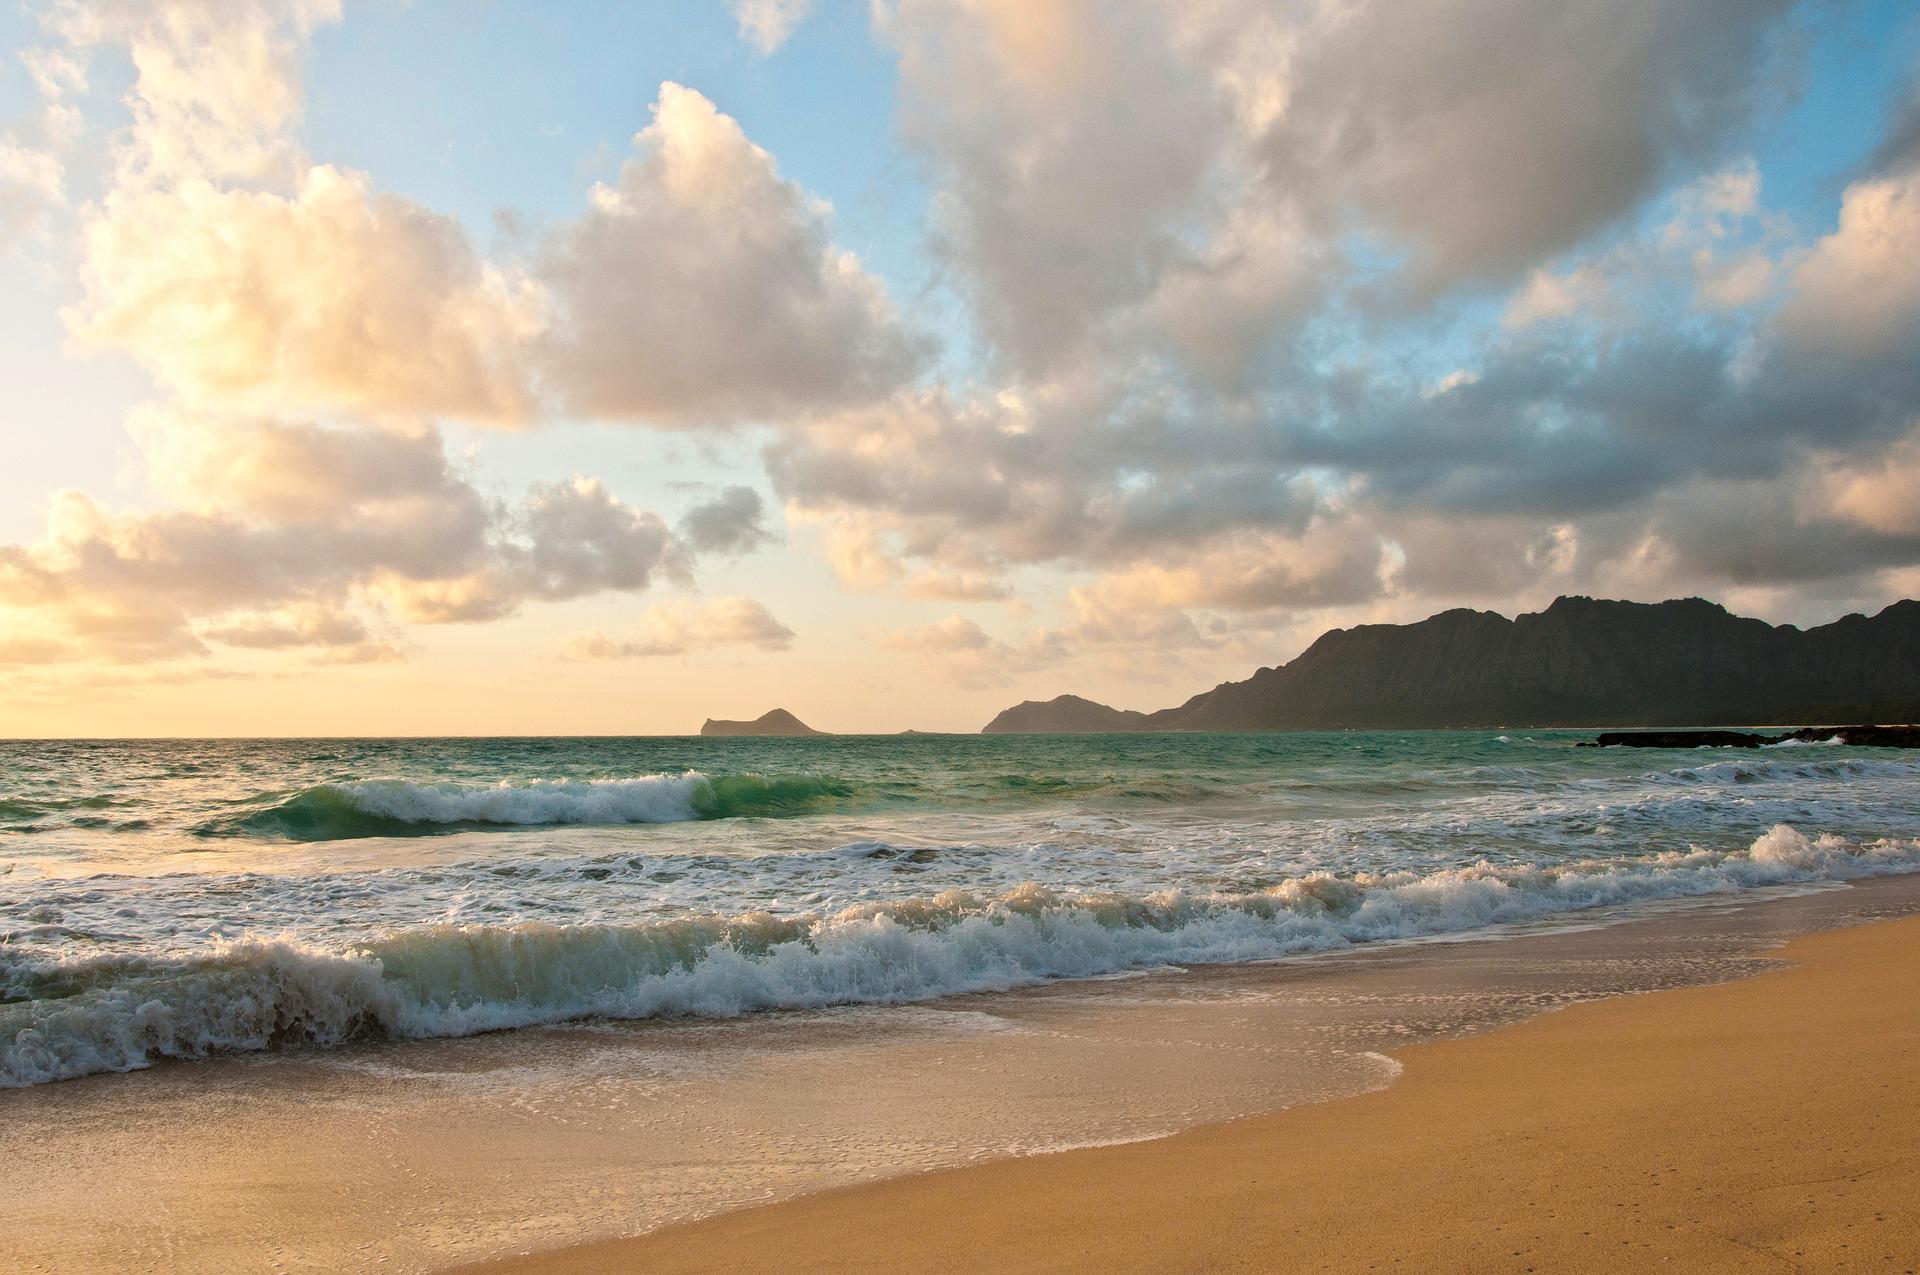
7, 874, 1917, 1274
4, 731, 1919, 1085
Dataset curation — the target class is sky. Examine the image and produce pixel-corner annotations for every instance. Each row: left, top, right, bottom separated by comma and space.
1, 0, 1918, 736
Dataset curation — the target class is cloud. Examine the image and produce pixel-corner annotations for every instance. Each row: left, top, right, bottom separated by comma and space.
0, 25, 83, 254
1774, 168, 1920, 364
769, 262, 1920, 643
1812, 426, 1920, 539
1626, 473, 1920, 590
867, 590, 1269, 689
873, 0, 1794, 376
2, 19, 863, 676
1865, 72, 1920, 179
901, 567, 1013, 602
878, 0, 1231, 374
379, 476, 678, 624
45, 1, 537, 424
1694, 247, 1776, 309
45, 0, 342, 185
0, 139, 63, 252
771, 379, 1335, 575
60, 25, 925, 431
131, 405, 472, 519
870, 613, 1067, 687
198, 603, 406, 663
1075, 523, 1390, 614
1257, 0, 1797, 296
71, 165, 541, 423
199, 603, 373, 650
677, 485, 773, 556
1486, 160, 1780, 330
872, 614, 998, 655
536, 82, 928, 425
563, 596, 795, 659
10, 0, 1920, 702
0, 416, 684, 662
1503, 264, 1616, 329
794, 2, 1918, 649
1140, 200, 1322, 387
0, 634, 73, 665
731, 0, 813, 54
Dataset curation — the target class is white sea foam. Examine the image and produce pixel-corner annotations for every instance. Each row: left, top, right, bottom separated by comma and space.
1651, 754, 1920, 786
216, 771, 858, 839
6, 823, 1917, 1088
333, 773, 707, 825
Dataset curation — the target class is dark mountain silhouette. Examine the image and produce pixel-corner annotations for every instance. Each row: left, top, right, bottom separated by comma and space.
700, 708, 826, 737
981, 597, 1920, 733
983, 695, 1152, 734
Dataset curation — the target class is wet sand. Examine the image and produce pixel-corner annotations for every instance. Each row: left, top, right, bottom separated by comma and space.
475, 889, 1920, 1274
5, 876, 1919, 1273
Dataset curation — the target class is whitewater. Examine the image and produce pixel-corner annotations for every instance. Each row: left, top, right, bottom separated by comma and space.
4, 731, 1919, 1087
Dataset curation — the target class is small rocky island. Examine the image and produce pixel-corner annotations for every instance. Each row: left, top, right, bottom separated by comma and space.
1585, 725, 1920, 749
700, 708, 826, 737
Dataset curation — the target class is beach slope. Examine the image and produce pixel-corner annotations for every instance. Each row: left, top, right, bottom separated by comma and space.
473, 913, 1920, 1274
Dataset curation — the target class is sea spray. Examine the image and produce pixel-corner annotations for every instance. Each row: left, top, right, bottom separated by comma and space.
7, 823, 1918, 1088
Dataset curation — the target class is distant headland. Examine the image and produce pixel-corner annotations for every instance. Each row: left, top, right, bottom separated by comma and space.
983, 596, 1920, 734
700, 709, 826, 737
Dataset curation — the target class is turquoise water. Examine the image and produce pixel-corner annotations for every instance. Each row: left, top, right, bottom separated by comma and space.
4, 731, 1919, 1085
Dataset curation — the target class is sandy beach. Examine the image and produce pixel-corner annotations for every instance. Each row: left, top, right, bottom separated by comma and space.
474, 901, 1920, 1275
9, 876, 1920, 1274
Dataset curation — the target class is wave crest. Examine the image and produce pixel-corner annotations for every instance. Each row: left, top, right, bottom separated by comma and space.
202, 771, 855, 840
7, 823, 1918, 1086
1653, 754, 1920, 787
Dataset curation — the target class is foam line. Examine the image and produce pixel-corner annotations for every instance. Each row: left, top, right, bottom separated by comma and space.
6, 823, 1916, 1087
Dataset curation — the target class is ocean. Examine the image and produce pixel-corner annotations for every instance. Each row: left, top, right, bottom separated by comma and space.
5, 730, 1920, 1088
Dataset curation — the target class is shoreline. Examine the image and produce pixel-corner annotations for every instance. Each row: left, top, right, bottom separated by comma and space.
8, 875, 1919, 1273
467, 887, 1920, 1275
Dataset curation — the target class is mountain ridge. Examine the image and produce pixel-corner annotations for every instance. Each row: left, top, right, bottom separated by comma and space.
980, 596, 1920, 733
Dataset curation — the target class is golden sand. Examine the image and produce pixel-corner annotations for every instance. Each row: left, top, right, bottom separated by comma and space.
469, 914, 1920, 1274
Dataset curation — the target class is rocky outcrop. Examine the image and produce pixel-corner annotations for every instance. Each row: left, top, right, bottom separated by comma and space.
1785, 725, 1920, 747
980, 597, 1920, 733
1589, 725, 1920, 749
700, 709, 825, 737
1588, 730, 1774, 748
981, 695, 1153, 734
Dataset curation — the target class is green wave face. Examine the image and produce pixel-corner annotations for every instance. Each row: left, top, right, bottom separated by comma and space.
690, 774, 856, 820
200, 771, 861, 841
226, 787, 434, 841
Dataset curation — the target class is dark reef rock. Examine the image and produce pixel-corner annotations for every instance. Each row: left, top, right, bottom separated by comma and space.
1589, 730, 1773, 748
981, 597, 1920, 733
700, 709, 825, 737
1588, 725, 1920, 749
1795, 725, 1920, 747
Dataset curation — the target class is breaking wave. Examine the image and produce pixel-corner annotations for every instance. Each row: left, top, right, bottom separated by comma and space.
1651, 753, 1920, 787
202, 772, 856, 840
7, 823, 1918, 1087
